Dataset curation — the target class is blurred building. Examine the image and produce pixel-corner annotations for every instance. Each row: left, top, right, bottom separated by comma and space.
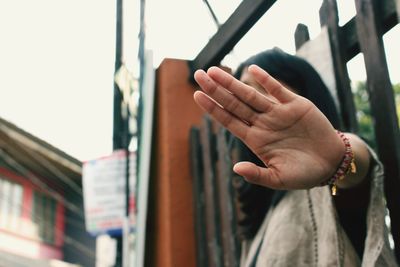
0, 117, 95, 267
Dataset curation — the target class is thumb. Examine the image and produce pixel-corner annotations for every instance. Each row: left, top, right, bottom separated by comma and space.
233, 161, 282, 189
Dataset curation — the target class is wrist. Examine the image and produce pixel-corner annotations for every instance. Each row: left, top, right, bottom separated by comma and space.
321, 130, 356, 195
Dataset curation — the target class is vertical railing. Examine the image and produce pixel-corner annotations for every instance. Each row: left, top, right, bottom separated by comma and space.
216, 128, 240, 267
190, 127, 208, 267
296, 0, 400, 260
319, 0, 358, 132
355, 0, 400, 260
199, 117, 223, 267
190, 117, 241, 267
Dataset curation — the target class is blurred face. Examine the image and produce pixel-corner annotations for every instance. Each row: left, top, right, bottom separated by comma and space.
239, 67, 298, 99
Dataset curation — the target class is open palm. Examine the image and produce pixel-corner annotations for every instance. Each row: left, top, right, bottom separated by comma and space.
193, 65, 344, 190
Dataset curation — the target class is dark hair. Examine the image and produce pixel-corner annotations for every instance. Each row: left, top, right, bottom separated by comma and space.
234, 47, 341, 129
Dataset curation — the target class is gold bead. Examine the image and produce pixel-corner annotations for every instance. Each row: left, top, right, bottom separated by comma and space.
332, 184, 337, 196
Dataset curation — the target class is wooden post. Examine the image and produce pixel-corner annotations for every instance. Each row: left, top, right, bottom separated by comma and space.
396, 0, 400, 21
342, 0, 398, 61
355, 0, 400, 261
146, 59, 204, 267
319, 0, 358, 132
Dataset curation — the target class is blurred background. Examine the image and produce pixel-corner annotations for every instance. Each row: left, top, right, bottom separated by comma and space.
0, 1, 399, 267
1, 0, 399, 162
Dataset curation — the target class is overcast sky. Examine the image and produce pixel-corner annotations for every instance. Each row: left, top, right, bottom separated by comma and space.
0, 0, 399, 161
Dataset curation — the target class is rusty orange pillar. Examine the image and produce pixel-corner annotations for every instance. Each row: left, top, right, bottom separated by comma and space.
146, 59, 204, 267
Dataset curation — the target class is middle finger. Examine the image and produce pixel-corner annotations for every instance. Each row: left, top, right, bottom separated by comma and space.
194, 69, 259, 124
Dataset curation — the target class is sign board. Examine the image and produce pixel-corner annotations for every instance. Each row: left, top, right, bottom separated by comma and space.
82, 150, 136, 236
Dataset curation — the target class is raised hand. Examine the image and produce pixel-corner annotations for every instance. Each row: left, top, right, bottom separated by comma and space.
193, 65, 345, 190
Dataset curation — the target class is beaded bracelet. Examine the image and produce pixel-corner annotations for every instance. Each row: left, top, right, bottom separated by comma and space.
321, 130, 356, 195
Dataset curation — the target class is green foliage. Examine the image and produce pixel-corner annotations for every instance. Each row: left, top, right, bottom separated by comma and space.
351, 82, 400, 150
352, 81, 375, 148
394, 84, 400, 123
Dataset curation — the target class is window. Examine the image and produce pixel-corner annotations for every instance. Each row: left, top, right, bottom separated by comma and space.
0, 176, 23, 231
32, 191, 57, 244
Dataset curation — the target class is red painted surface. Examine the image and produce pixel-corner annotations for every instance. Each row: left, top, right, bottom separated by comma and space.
0, 167, 30, 187
55, 202, 65, 247
39, 241, 63, 259
22, 186, 33, 219
0, 167, 65, 259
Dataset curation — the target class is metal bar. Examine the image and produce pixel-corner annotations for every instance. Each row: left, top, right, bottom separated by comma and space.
319, 0, 358, 132
188, 0, 277, 80
202, 0, 221, 28
113, 0, 124, 151
123, 120, 131, 267
354, 0, 400, 261
113, 0, 124, 266
137, 0, 146, 156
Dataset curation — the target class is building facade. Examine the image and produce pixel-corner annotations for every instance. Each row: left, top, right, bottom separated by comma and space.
0, 117, 95, 267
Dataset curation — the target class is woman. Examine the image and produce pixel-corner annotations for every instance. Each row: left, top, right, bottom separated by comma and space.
193, 48, 397, 266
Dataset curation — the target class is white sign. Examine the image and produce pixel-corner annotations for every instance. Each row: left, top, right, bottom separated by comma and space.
82, 150, 136, 236
114, 64, 137, 104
